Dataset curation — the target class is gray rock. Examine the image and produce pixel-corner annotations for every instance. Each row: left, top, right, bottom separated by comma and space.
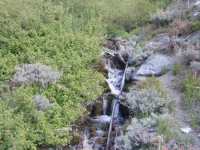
132, 54, 171, 80
126, 125, 134, 131
125, 67, 135, 81
82, 146, 93, 150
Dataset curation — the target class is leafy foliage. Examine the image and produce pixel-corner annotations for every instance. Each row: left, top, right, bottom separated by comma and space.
0, 0, 105, 148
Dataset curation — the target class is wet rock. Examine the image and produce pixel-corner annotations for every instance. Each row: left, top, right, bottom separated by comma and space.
125, 67, 135, 81
132, 54, 171, 80
82, 146, 93, 150
91, 102, 102, 116
96, 137, 106, 144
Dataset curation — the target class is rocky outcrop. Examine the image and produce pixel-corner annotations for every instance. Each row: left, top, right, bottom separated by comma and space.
131, 54, 171, 80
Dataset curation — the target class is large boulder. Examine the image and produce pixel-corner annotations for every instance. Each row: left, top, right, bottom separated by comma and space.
131, 54, 171, 80
125, 67, 135, 81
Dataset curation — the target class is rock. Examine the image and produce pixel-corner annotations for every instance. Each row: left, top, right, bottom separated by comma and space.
181, 127, 192, 134
191, 1, 200, 17
82, 146, 93, 150
126, 125, 134, 131
131, 54, 171, 80
194, 1, 200, 6
125, 67, 135, 81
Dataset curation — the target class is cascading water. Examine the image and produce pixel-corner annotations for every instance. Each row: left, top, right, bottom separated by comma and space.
102, 94, 108, 115
74, 57, 128, 150
110, 99, 124, 124
105, 64, 124, 95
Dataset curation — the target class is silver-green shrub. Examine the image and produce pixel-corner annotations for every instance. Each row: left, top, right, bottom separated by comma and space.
115, 113, 173, 149
115, 114, 158, 149
127, 45, 153, 65
190, 61, 200, 69
178, 49, 200, 64
12, 63, 60, 87
150, 9, 182, 25
126, 87, 166, 114
34, 93, 56, 111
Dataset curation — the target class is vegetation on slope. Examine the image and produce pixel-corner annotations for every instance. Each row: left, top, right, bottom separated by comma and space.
0, 0, 173, 149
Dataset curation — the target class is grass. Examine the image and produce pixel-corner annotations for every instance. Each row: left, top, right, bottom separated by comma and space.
172, 62, 180, 76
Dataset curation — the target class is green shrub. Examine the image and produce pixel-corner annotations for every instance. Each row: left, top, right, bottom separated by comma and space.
189, 109, 200, 129
156, 114, 172, 142
183, 72, 200, 109
0, 0, 105, 148
172, 62, 180, 75
191, 20, 200, 31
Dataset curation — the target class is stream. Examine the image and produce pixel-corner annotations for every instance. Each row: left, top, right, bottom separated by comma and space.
73, 54, 129, 150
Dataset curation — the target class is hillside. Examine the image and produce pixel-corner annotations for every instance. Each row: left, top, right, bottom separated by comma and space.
0, 0, 200, 150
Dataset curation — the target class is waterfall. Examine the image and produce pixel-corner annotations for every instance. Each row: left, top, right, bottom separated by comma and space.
74, 57, 128, 150
111, 99, 120, 119
106, 61, 129, 150
105, 64, 124, 95
102, 94, 108, 115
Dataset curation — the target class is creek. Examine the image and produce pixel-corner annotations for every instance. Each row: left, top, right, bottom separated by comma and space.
73, 53, 129, 150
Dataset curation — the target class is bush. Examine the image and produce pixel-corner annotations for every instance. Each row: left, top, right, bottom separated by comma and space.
0, 86, 81, 149
0, 0, 105, 148
115, 114, 158, 149
126, 87, 166, 115
156, 114, 172, 142
136, 76, 168, 98
34, 93, 56, 111
168, 19, 189, 37
127, 44, 153, 65
115, 113, 173, 149
150, 9, 182, 26
172, 62, 180, 75
11, 63, 60, 87
183, 72, 200, 108
190, 61, 200, 69
190, 20, 200, 31
178, 49, 200, 64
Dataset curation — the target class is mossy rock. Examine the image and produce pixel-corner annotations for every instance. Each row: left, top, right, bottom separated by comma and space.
96, 137, 107, 144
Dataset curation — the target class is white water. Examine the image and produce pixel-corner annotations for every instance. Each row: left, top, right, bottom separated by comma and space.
105, 64, 124, 95
91, 115, 111, 124
102, 94, 108, 115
